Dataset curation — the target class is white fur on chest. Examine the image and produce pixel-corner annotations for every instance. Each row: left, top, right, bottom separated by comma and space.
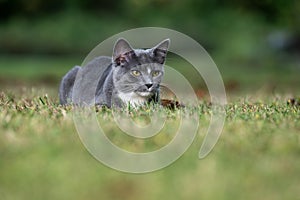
118, 92, 147, 107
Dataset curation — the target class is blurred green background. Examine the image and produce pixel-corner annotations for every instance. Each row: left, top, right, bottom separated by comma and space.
1, 1, 300, 200
1, 0, 299, 96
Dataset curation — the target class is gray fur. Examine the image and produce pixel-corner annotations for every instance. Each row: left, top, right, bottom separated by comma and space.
59, 38, 170, 107
59, 66, 81, 105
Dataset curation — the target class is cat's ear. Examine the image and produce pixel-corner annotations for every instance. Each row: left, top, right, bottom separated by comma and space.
152, 39, 170, 64
112, 38, 133, 64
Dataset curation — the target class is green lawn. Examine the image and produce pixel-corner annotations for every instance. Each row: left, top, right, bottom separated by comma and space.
0, 56, 299, 200
0, 91, 299, 200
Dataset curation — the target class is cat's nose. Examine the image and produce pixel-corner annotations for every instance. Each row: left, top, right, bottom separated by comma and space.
145, 83, 153, 89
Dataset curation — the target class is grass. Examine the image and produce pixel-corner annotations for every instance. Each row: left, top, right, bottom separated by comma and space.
0, 54, 299, 199
0, 90, 299, 200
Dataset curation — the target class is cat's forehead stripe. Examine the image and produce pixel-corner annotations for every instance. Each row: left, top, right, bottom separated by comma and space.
134, 49, 153, 62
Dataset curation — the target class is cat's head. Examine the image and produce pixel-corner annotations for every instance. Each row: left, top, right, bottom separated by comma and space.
111, 38, 170, 99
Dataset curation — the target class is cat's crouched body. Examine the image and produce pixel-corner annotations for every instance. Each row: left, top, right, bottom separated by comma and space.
59, 38, 170, 108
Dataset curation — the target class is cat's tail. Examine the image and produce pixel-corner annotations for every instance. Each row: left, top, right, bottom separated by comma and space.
59, 66, 81, 105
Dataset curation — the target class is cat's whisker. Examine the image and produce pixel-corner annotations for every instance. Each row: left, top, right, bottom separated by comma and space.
119, 88, 137, 93
120, 83, 138, 86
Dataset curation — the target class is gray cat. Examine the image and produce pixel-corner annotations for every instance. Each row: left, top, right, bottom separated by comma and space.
59, 38, 170, 108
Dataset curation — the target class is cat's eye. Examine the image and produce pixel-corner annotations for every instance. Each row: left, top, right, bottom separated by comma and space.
131, 70, 141, 76
152, 71, 160, 77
